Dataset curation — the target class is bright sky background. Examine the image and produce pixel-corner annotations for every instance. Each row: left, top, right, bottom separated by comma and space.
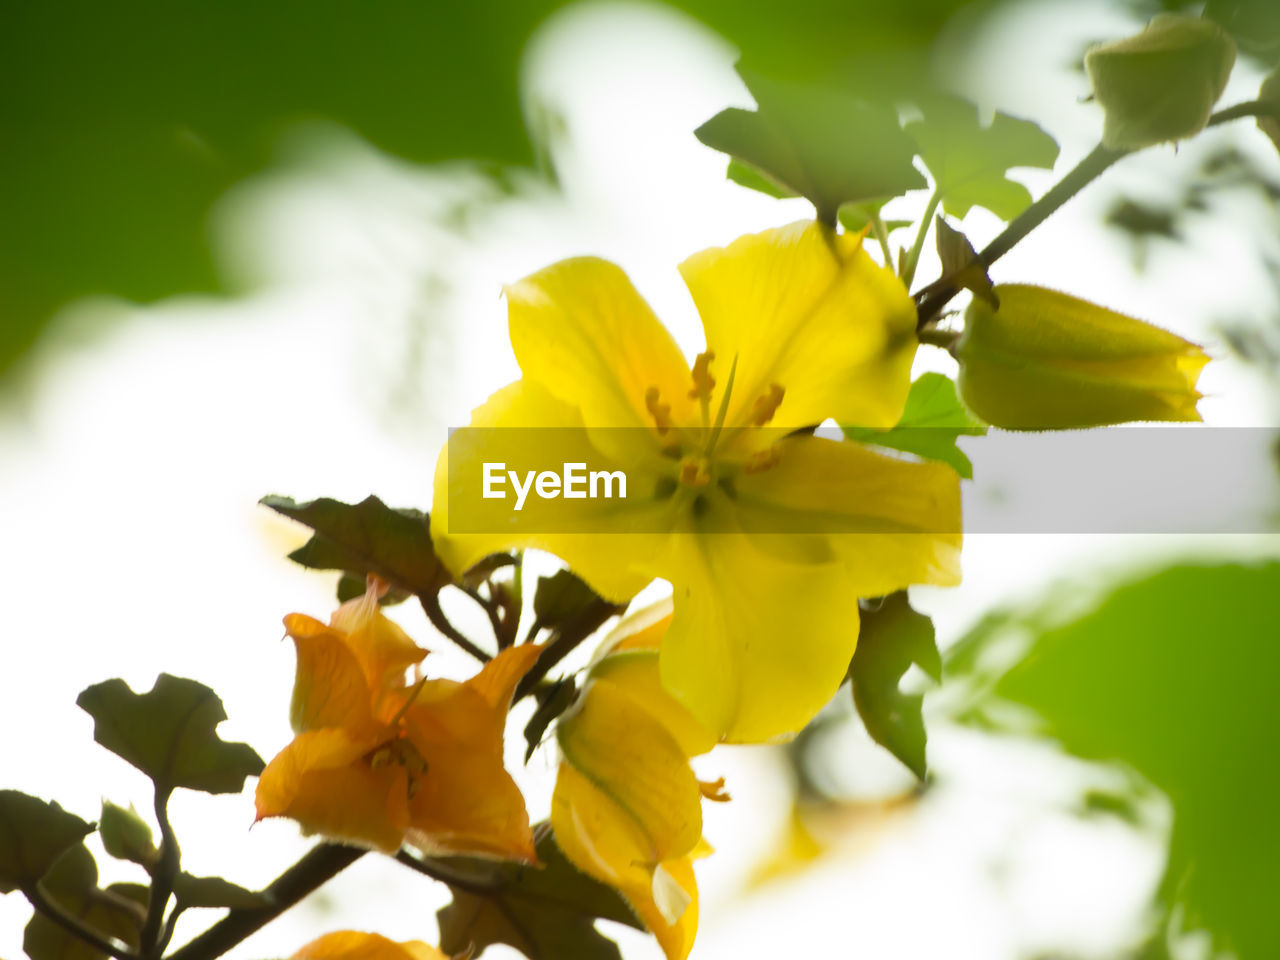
3, 1, 1279, 958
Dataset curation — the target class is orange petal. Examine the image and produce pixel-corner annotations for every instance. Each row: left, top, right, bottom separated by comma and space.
292, 931, 447, 960
283, 614, 374, 734
330, 579, 428, 692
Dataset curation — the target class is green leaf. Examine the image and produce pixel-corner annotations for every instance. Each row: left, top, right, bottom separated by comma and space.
173, 873, 272, 910
837, 199, 911, 235
953, 562, 1280, 957
23, 844, 146, 960
843, 373, 987, 479
0, 792, 95, 894
905, 94, 1058, 220
98, 802, 157, 870
435, 829, 641, 960
262, 494, 451, 599
532, 569, 603, 633
848, 592, 941, 779
726, 158, 798, 199
696, 66, 926, 224
524, 678, 578, 762
76, 674, 264, 795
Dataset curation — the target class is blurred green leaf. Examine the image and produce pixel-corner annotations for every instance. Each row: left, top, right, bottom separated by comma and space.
263, 494, 451, 598
173, 873, 271, 910
98, 802, 157, 870
956, 562, 1280, 957
725, 158, 799, 199
697, 66, 926, 224
23, 844, 146, 960
0, 792, 94, 894
435, 828, 641, 959
77, 674, 264, 795
843, 373, 986, 479
837, 199, 911, 235
934, 216, 998, 309
532, 569, 603, 633
905, 95, 1058, 220
524, 678, 578, 763
848, 592, 941, 779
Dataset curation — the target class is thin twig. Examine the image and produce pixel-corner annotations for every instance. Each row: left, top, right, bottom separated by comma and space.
23, 883, 137, 960
914, 99, 1279, 329
419, 591, 491, 662
164, 844, 364, 960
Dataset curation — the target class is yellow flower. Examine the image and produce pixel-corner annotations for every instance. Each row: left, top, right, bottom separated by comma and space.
292, 931, 445, 960
256, 577, 540, 860
433, 221, 962, 743
551, 602, 719, 960
957, 283, 1209, 429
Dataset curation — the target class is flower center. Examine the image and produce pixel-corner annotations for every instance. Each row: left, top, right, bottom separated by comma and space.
366, 736, 429, 799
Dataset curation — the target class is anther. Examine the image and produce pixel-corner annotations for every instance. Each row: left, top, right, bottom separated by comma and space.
679, 456, 711, 487
688, 351, 716, 401
645, 387, 672, 435
743, 447, 781, 474
749, 383, 785, 426
698, 777, 731, 802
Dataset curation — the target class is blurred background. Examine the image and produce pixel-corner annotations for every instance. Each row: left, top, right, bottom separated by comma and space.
2, 0, 1280, 957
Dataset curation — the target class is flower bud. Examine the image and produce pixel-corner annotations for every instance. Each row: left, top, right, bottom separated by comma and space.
956, 284, 1208, 430
1258, 67, 1280, 154
1085, 13, 1235, 150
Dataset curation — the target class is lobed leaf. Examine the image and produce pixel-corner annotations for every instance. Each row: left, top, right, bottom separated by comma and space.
77, 674, 264, 795
0, 792, 95, 895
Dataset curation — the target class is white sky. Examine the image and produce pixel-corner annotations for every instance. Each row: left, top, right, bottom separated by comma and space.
3, 1, 1279, 958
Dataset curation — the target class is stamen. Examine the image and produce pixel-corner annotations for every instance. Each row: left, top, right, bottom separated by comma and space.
749, 383, 785, 426
698, 777, 731, 802
679, 456, 711, 488
743, 447, 780, 474
688, 351, 716, 401
644, 387, 672, 435
704, 354, 739, 456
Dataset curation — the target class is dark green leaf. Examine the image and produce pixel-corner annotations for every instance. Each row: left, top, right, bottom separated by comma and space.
849, 592, 941, 779
23, 844, 145, 960
173, 873, 272, 910
532, 569, 603, 633
524, 678, 578, 763
906, 95, 1058, 220
955, 562, 1280, 958
98, 802, 157, 870
0, 792, 94, 894
934, 216, 997, 309
262, 495, 451, 599
435, 829, 640, 959
77, 674, 264, 795
843, 373, 987, 479
696, 66, 926, 224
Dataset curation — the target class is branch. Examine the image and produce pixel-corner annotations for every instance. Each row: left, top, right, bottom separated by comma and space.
141, 788, 180, 958
164, 844, 364, 960
22, 883, 137, 960
914, 99, 1280, 328
419, 591, 491, 662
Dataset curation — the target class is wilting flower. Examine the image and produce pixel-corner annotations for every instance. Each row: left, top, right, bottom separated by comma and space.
957, 283, 1209, 429
292, 931, 445, 960
434, 221, 961, 743
1085, 12, 1236, 150
552, 600, 721, 960
256, 576, 540, 859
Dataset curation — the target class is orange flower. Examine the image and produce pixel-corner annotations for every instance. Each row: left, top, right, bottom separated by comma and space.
256, 577, 540, 860
292, 931, 445, 960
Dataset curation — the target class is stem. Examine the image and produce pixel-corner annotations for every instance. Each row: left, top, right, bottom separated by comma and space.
393, 850, 503, 895
23, 883, 137, 960
164, 844, 364, 960
141, 788, 180, 958
869, 212, 894, 266
461, 583, 512, 649
914, 99, 1279, 329
419, 591, 491, 662
901, 189, 943, 287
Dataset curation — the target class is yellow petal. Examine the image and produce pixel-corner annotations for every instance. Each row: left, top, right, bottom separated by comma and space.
292, 931, 446, 960
397, 646, 542, 862
255, 727, 408, 853
506, 256, 696, 429
431, 377, 667, 603
283, 614, 374, 734
329, 579, 428, 692
588, 604, 716, 758
733, 433, 963, 595
555, 678, 703, 872
634, 856, 699, 960
658, 532, 862, 743
680, 221, 918, 432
